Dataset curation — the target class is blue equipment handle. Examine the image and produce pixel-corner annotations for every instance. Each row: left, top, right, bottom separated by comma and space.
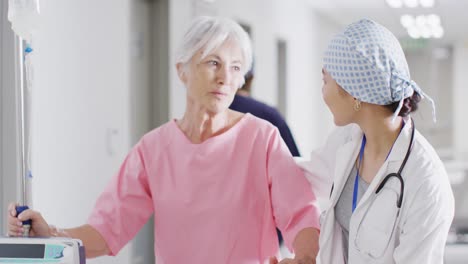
15, 205, 32, 226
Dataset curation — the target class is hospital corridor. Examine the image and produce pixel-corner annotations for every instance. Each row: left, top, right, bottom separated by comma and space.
1, 0, 468, 263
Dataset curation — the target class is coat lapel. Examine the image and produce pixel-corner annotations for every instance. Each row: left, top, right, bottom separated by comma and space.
329, 126, 362, 208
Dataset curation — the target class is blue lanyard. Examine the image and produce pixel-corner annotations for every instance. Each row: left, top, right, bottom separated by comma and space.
352, 137, 366, 213
352, 124, 404, 213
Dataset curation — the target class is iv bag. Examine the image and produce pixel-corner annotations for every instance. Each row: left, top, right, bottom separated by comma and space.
8, 0, 41, 42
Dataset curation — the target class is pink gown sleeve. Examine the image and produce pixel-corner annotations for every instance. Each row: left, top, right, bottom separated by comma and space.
87, 142, 153, 255
268, 128, 320, 251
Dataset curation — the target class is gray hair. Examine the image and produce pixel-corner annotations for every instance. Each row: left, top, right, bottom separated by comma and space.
175, 16, 253, 77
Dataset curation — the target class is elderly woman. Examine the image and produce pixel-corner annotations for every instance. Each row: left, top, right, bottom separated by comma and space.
7, 16, 320, 263
299, 19, 454, 263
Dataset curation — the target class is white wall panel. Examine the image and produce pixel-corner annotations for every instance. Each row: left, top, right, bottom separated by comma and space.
30, 1, 132, 263
452, 42, 468, 159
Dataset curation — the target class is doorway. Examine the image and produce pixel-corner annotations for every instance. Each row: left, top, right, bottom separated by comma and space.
0, 0, 21, 234
277, 39, 287, 117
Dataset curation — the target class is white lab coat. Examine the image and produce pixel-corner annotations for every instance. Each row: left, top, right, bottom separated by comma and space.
298, 120, 455, 264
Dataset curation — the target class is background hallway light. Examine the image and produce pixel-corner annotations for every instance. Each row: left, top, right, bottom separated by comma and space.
400, 14, 415, 28
386, 0, 436, 8
420, 0, 435, 8
386, 0, 404, 8
401, 14, 444, 39
433, 26, 444, 39
427, 14, 441, 27
405, 0, 419, 8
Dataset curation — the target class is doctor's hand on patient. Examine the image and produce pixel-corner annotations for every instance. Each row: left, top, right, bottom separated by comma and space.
269, 256, 315, 264
269, 227, 318, 264
7, 202, 51, 237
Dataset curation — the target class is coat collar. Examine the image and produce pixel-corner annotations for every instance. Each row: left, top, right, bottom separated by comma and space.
385, 117, 414, 164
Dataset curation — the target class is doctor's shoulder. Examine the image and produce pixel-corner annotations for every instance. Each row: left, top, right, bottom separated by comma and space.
321, 123, 361, 150
297, 123, 359, 169
408, 130, 448, 179
400, 130, 454, 215
295, 124, 359, 196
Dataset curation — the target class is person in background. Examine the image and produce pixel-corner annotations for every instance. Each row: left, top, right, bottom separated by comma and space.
299, 19, 454, 263
7, 16, 320, 264
229, 66, 301, 157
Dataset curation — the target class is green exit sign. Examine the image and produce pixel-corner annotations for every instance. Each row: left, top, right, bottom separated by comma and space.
399, 38, 430, 50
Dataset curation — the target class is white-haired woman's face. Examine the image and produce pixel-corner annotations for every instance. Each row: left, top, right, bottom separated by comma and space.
177, 41, 245, 114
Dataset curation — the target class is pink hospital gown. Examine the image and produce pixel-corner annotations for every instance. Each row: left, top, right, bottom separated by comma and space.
87, 113, 320, 263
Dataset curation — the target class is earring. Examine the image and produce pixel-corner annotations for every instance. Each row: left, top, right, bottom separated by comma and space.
353, 99, 361, 111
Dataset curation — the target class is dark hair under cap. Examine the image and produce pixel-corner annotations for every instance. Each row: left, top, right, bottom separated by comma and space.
385, 92, 421, 117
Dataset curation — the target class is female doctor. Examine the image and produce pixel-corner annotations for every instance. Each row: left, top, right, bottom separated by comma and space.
299, 19, 455, 263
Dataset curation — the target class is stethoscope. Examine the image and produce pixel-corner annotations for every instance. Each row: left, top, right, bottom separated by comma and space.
330, 118, 416, 210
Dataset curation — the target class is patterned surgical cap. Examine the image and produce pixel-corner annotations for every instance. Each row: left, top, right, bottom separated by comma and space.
323, 18, 436, 122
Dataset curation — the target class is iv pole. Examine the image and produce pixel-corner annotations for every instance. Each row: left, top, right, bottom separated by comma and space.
9, 0, 39, 236
15, 35, 32, 237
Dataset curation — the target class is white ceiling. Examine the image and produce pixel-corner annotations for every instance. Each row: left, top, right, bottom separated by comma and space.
308, 0, 468, 45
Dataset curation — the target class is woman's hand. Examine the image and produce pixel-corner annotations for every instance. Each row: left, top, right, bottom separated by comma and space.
7, 203, 111, 258
7, 202, 51, 237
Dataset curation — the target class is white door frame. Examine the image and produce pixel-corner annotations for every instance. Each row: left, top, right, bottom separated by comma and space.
1, 1, 21, 234
128, 0, 169, 262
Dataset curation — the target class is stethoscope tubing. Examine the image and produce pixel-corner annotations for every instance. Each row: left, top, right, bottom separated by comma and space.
375, 118, 415, 208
